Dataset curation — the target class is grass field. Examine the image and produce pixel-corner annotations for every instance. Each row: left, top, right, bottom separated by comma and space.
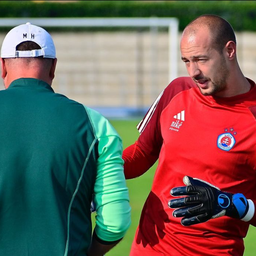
99, 119, 256, 256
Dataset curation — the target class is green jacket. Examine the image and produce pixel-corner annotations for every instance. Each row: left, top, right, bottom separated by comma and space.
0, 78, 131, 255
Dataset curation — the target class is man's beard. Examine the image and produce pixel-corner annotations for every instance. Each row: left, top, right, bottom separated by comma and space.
195, 61, 229, 96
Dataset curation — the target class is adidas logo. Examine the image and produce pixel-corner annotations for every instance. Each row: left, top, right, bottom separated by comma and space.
170, 110, 185, 131
173, 110, 185, 121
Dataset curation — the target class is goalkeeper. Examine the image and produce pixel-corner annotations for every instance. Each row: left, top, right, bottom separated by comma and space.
123, 14, 256, 256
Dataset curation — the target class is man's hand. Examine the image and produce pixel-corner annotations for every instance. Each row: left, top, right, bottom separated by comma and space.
168, 176, 251, 226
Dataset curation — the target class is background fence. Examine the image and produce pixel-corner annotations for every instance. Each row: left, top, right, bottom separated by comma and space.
0, 18, 256, 118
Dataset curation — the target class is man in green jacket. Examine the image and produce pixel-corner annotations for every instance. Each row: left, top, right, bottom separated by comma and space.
0, 22, 131, 256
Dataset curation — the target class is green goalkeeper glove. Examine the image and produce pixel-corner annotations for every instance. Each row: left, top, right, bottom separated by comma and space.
168, 176, 255, 226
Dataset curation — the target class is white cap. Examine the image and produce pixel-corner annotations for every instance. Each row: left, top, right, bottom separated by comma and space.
1, 22, 56, 59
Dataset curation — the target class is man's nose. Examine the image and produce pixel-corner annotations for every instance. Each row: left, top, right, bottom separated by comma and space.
189, 63, 201, 78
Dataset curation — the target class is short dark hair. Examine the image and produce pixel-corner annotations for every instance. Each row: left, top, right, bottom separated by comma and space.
13, 41, 53, 67
16, 41, 44, 59
189, 14, 236, 53
16, 41, 41, 51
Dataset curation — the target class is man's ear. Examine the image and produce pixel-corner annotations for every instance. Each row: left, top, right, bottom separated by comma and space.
1, 58, 7, 79
225, 41, 236, 60
49, 58, 57, 80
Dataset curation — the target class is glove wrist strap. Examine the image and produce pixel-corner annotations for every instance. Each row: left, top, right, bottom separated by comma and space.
241, 199, 255, 222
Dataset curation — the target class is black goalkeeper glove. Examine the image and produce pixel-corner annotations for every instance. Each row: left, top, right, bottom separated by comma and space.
168, 176, 253, 226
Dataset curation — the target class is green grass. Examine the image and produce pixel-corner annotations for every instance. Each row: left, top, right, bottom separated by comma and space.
101, 119, 256, 256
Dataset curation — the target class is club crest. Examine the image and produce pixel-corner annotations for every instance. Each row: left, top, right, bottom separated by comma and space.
217, 130, 236, 151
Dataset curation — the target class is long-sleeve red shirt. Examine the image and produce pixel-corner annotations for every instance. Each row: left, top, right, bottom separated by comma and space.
123, 76, 256, 256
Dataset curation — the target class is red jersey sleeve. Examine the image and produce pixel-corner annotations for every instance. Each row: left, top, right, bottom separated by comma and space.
123, 142, 156, 179
123, 77, 196, 179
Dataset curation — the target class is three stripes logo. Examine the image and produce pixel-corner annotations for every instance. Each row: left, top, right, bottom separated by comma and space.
173, 110, 185, 121
170, 110, 185, 132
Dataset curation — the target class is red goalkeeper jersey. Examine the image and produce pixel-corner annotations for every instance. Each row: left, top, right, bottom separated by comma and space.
123, 77, 256, 256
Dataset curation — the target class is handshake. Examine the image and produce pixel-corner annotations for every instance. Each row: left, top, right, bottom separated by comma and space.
168, 176, 254, 226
